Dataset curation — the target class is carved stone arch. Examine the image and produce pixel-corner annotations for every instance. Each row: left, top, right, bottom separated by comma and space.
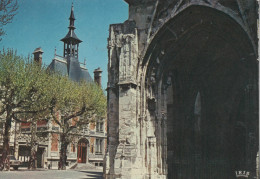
143, 4, 256, 114
141, 4, 258, 179
142, 3, 257, 67
105, 1, 258, 178
147, 1, 257, 51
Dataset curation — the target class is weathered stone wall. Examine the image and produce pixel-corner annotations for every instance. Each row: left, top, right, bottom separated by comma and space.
104, 0, 258, 178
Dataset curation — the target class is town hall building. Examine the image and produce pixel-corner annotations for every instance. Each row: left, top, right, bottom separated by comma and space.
0, 4, 107, 169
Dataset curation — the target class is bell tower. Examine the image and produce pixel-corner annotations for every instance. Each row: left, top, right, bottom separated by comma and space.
61, 3, 82, 59
60, 3, 83, 81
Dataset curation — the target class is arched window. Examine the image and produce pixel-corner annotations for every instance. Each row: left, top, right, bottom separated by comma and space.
194, 91, 201, 132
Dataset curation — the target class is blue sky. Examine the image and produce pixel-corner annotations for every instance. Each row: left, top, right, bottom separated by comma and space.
0, 0, 129, 89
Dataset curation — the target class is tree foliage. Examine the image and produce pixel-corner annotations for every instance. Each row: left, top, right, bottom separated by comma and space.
50, 76, 106, 169
0, 50, 55, 120
0, 0, 18, 40
0, 50, 55, 170
0, 50, 107, 170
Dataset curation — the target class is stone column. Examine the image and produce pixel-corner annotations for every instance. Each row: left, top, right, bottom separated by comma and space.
256, 0, 260, 179
105, 21, 145, 179
104, 86, 119, 177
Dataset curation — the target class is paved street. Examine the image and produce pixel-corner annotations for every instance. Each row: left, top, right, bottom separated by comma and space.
0, 168, 103, 179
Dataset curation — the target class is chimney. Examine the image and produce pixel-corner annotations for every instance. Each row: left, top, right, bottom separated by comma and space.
94, 67, 102, 86
33, 47, 44, 66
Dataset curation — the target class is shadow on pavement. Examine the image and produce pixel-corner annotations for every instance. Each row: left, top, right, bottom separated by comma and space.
9, 168, 47, 172
79, 171, 103, 179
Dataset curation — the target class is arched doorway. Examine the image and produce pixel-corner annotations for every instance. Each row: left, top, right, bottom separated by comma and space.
77, 138, 89, 163
144, 5, 258, 179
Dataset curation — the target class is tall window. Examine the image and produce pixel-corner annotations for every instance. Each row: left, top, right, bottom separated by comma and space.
96, 120, 104, 132
95, 138, 103, 154
194, 91, 201, 132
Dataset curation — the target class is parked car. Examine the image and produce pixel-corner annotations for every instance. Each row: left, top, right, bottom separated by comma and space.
9, 155, 21, 170
0, 154, 21, 170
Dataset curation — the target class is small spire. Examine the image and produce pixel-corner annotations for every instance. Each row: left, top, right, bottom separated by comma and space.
70, 2, 75, 20
84, 57, 86, 66
68, 2, 76, 30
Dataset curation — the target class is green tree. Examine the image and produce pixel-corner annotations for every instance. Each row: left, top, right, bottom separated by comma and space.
0, 50, 106, 171
0, 50, 55, 170
0, 0, 18, 40
50, 78, 106, 170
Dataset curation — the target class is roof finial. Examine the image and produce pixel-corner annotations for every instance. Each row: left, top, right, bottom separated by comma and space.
54, 47, 57, 57
69, 2, 75, 21
84, 57, 86, 66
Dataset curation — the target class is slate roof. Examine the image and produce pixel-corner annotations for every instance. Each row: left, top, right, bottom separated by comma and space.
61, 30, 82, 44
48, 56, 93, 83
81, 67, 93, 82
48, 57, 67, 76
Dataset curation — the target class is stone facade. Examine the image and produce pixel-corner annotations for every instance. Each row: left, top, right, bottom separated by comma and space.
105, 0, 259, 178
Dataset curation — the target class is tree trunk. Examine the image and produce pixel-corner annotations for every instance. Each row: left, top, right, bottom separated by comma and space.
0, 117, 12, 171
28, 121, 37, 170
58, 134, 68, 170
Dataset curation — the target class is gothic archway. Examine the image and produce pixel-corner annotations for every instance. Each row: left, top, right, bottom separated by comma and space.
144, 5, 258, 179
77, 138, 89, 163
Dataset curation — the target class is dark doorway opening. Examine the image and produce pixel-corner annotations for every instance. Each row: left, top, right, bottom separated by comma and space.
36, 148, 44, 168
146, 6, 259, 178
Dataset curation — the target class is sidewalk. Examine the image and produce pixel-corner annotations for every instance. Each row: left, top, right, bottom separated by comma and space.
0, 167, 103, 179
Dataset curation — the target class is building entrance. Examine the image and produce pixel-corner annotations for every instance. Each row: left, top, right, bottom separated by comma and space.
144, 6, 258, 178
77, 139, 88, 163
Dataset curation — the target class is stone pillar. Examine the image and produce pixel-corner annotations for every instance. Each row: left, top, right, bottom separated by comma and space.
147, 136, 157, 178
257, 151, 259, 179
256, 0, 260, 179
33, 47, 44, 66
104, 86, 119, 177
104, 21, 145, 178
115, 84, 138, 178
